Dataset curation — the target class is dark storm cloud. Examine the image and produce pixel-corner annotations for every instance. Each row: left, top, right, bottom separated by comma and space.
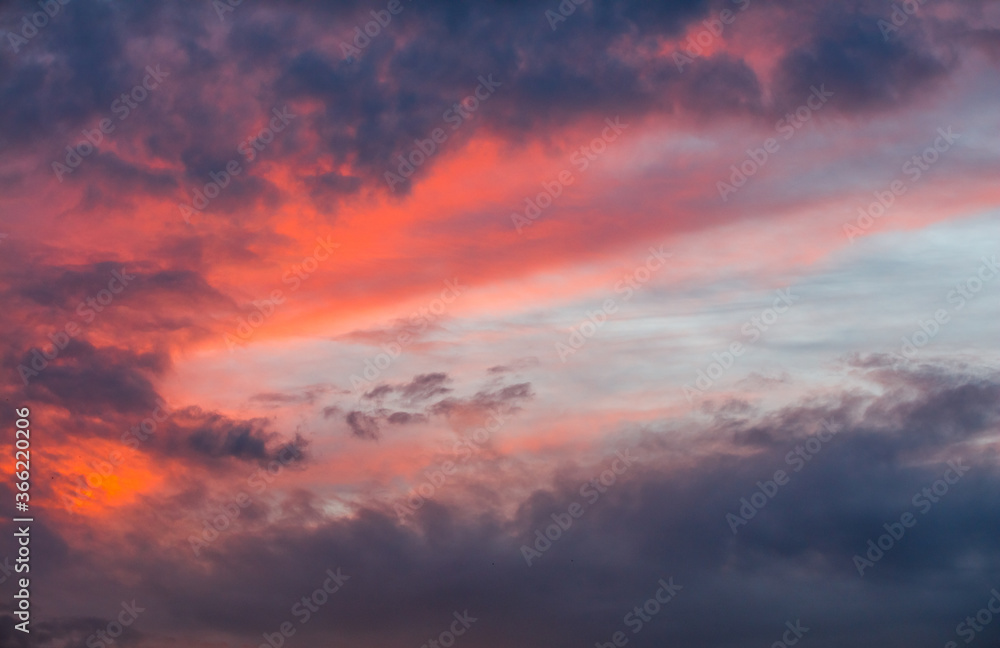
61, 151, 179, 197
0, 250, 233, 348
773, 6, 955, 113
1, 0, 980, 212
0, 254, 305, 473
18, 339, 166, 416
0, 259, 235, 408
0, 612, 148, 648
183, 413, 309, 465
9, 263, 226, 314
304, 170, 364, 207
0, 0, 126, 148
9, 338, 309, 468
672, 55, 765, 116
27, 360, 1000, 648
11, 261, 138, 309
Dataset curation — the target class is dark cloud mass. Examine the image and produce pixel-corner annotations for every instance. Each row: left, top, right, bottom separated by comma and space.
0, 0, 976, 211
5, 361, 1000, 647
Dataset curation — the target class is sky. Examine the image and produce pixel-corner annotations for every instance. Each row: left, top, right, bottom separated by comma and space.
0, 0, 999, 646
